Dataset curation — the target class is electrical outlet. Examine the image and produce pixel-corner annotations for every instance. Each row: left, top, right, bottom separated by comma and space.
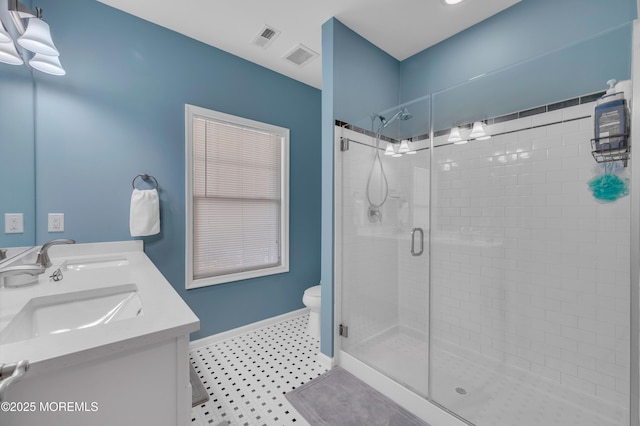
5, 213, 24, 234
48, 213, 64, 232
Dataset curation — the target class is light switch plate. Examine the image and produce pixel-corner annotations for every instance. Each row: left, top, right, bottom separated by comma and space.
48, 213, 64, 232
5, 213, 24, 234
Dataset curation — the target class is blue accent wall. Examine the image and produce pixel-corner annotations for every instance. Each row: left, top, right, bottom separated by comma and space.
330, 20, 401, 124
0, 66, 35, 248
401, 0, 637, 106
320, 18, 401, 356
32, 0, 321, 340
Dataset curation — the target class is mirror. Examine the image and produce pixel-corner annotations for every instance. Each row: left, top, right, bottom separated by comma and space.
0, 61, 36, 252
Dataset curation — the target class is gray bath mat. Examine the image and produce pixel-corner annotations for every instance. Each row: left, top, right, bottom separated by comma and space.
286, 367, 430, 426
190, 363, 210, 407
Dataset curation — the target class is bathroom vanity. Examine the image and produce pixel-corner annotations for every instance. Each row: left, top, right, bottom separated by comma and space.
0, 241, 199, 426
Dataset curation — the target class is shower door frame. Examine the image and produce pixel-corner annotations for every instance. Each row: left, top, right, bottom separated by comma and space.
629, 19, 640, 426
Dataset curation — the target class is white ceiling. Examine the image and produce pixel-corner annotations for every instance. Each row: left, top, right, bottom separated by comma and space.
98, 0, 520, 89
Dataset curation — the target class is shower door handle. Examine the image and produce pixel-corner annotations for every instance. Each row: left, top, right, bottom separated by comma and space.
411, 228, 424, 256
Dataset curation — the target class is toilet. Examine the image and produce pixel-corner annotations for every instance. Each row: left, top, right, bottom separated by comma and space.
302, 285, 321, 339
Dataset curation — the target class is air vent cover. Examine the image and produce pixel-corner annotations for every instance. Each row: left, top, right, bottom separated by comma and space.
283, 44, 318, 67
251, 25, 280, 49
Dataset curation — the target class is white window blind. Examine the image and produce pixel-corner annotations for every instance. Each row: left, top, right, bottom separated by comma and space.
186, 105, 289, 288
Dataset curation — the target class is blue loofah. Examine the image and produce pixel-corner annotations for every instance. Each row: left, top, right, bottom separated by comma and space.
588, 173, 629, 202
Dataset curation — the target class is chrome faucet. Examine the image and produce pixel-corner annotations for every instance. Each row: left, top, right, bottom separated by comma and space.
35, 239, 76, 268
0, 240, 74, 288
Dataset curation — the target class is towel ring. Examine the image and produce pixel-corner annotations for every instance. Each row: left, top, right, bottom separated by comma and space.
132, 173, 159, 190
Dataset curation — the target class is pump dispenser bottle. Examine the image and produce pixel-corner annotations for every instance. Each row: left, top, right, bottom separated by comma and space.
594, 79, 629, 152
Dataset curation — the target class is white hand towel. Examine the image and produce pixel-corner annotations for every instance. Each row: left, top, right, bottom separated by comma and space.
130, 188, 160, 237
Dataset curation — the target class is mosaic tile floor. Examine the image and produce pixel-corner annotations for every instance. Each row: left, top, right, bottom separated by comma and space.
190, 314, 327, 426
191, 314, 626, 426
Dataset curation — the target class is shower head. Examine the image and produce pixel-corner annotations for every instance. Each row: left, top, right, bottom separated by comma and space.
378, 108, 413, 129
397, 108, 413, 121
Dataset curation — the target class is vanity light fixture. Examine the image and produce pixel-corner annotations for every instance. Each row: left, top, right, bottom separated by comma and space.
398, 140, 410, 153
0, 0, 64, 75
29, 52, 65, 75
0, 20, 12, 42
0, 33, 23, 65
384, 142, 395, 156
470, 121, 491, 140
447, 126, 462, 143
17, 17, 59, 56
448, 121, 490, 144
406, 139, 417, 154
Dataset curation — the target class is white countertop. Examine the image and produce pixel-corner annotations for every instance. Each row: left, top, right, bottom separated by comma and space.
0, 241, 199, 377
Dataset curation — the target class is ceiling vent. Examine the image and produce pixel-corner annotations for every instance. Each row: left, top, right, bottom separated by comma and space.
283, 44, 319, 67
251, 25, 280, 49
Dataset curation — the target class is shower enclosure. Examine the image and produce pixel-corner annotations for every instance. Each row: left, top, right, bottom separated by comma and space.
335, 28, 636, 426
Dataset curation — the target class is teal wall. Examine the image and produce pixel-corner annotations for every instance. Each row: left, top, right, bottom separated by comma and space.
22, 0, 322, 340
321, 18, 401, 356
0, 66, 35, 248
402, 0, 636, 121
321, 0, 637, 358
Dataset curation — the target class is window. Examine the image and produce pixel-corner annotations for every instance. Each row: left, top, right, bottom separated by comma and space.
185, 105, 289, 289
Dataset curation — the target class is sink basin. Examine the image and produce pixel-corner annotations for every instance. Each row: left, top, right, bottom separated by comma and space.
0, 284, 142, 344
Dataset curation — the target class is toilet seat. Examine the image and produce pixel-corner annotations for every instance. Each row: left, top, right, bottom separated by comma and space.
304, 285, 321, 299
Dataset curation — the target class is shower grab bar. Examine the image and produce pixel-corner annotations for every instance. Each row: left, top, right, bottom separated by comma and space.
411, 227, 424, 256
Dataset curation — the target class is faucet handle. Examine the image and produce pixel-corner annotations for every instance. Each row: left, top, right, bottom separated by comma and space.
36, 239, 76, 268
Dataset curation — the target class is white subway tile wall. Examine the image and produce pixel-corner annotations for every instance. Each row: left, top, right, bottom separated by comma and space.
430, 102, 630, 413
337, 99, 630, 425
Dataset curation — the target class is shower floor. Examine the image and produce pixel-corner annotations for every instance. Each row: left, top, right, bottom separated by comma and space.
348, 327, 627, 426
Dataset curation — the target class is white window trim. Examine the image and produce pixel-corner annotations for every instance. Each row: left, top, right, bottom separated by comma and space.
185, 104, 290, 289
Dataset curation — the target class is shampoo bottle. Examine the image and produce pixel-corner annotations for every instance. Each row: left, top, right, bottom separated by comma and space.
594, 79, 629, 152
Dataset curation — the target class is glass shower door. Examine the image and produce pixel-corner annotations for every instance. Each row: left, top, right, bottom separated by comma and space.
339, 97, 431, 397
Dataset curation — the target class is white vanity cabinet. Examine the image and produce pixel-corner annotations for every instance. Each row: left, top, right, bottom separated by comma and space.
0, 241, 199, 426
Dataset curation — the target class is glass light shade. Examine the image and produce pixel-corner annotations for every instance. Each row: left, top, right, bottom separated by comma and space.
17, 18, 59, 56
443, 0, 464, 4
476, 135, 492, 141
29, 53, 66, 75
469, 121, 486, 138
447, 126, 462, 142
391, 152, 402, 158
453, 139, 468, 145
406, 150, 417, 155
398, 140, 410, 153
384, 143, 395, 156
0, 41, 24, 65
0, 22, 12, 43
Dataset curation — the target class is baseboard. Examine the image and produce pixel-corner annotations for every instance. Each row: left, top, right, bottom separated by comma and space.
189, 308, 310, 351
316, 351, 335, 370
